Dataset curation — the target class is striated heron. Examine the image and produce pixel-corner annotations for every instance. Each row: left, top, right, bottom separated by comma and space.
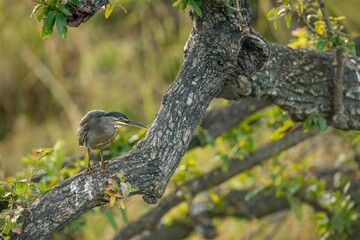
77, 110, 147, 172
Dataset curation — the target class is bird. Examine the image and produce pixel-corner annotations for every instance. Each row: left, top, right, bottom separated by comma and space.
77, 110, 147, 172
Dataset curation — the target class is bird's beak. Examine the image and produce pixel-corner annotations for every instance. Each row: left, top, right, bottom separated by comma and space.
117, 118, 147, 129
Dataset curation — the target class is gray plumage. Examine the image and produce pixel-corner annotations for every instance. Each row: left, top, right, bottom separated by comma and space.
77, 110, 147, 172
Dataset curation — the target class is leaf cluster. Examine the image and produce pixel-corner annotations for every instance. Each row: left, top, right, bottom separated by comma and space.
304, 112, 327, 132
173, 0, 203, 17
104, 172, 139, 223
267, 0, 356, 55
31, 0, 80, 38
266, 156, 358, 240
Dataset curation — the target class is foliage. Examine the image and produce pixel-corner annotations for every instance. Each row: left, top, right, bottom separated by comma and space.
31, 0, 80, 38
104, 172, 139, 223
265, 2, 359, 238
0, 146, 58, 238
267, 0, 356, 55
267, 158, 359, 239
304, 112, 328, 132
173, 0, 203, 17
104, 0, 127, 19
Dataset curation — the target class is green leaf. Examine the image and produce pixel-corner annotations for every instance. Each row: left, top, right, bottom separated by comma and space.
118, 199, 128, 223
43, 11, 56, 29
41, 11, 56, 39
189, 0, 202, 17
58, 4, 72, 16
15, 180, 28, 196
3, 221, 12, 235
343, 42, 356, 56
55, 12, 67, 38
311, 113, 319, 126
173, 0, 189, 10
68, 0, 80, 6
173, 0, 182, 7
103, 209, 118, 230
37, 4, 51, 21
181, 0, 189, 10
285, 13, 292, 28
305, 113, 327, 131
316, 39, 329, 51
304, 113, 317, 131
317, 39, 329, 51
317, 116, 327, 131
267, 7, 279, 21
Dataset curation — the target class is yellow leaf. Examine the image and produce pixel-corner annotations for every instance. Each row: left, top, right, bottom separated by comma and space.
104, 189, 113, 196
118, 199, 126, 209
105, 3, 115, 19
109, 196, 116, 207
314, 20, 326, 35
332, 16, 346, 21
271, 120, 295, 141
317, 9, 323, 19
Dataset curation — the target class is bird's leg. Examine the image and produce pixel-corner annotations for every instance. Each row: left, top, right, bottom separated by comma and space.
99, 149, 106, 171
86, 148, 92, 173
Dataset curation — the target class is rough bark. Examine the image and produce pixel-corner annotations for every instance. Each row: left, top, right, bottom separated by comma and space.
66, 0, 108, 27
219, 44, 360, 130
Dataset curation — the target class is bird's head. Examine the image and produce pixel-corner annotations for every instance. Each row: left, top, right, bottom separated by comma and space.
104, 111, 147, 129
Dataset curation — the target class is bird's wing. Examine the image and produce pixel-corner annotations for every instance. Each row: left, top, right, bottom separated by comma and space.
78, 110, 107, 146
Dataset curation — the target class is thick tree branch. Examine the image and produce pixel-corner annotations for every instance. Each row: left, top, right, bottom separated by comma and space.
114, 126, 316, 239
218, 44, 360, 130
139, 168, 360, 240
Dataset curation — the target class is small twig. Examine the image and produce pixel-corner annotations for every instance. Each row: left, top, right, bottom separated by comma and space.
318, 0, 346, 122
301, 15, 325, 38
226, 4, 240, 12
318, 0, 333, 36
230, 0, 249, 32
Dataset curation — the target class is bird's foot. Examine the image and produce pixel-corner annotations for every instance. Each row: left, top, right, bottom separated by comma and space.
100, 161, 107, 172
85, 166, 94, 174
